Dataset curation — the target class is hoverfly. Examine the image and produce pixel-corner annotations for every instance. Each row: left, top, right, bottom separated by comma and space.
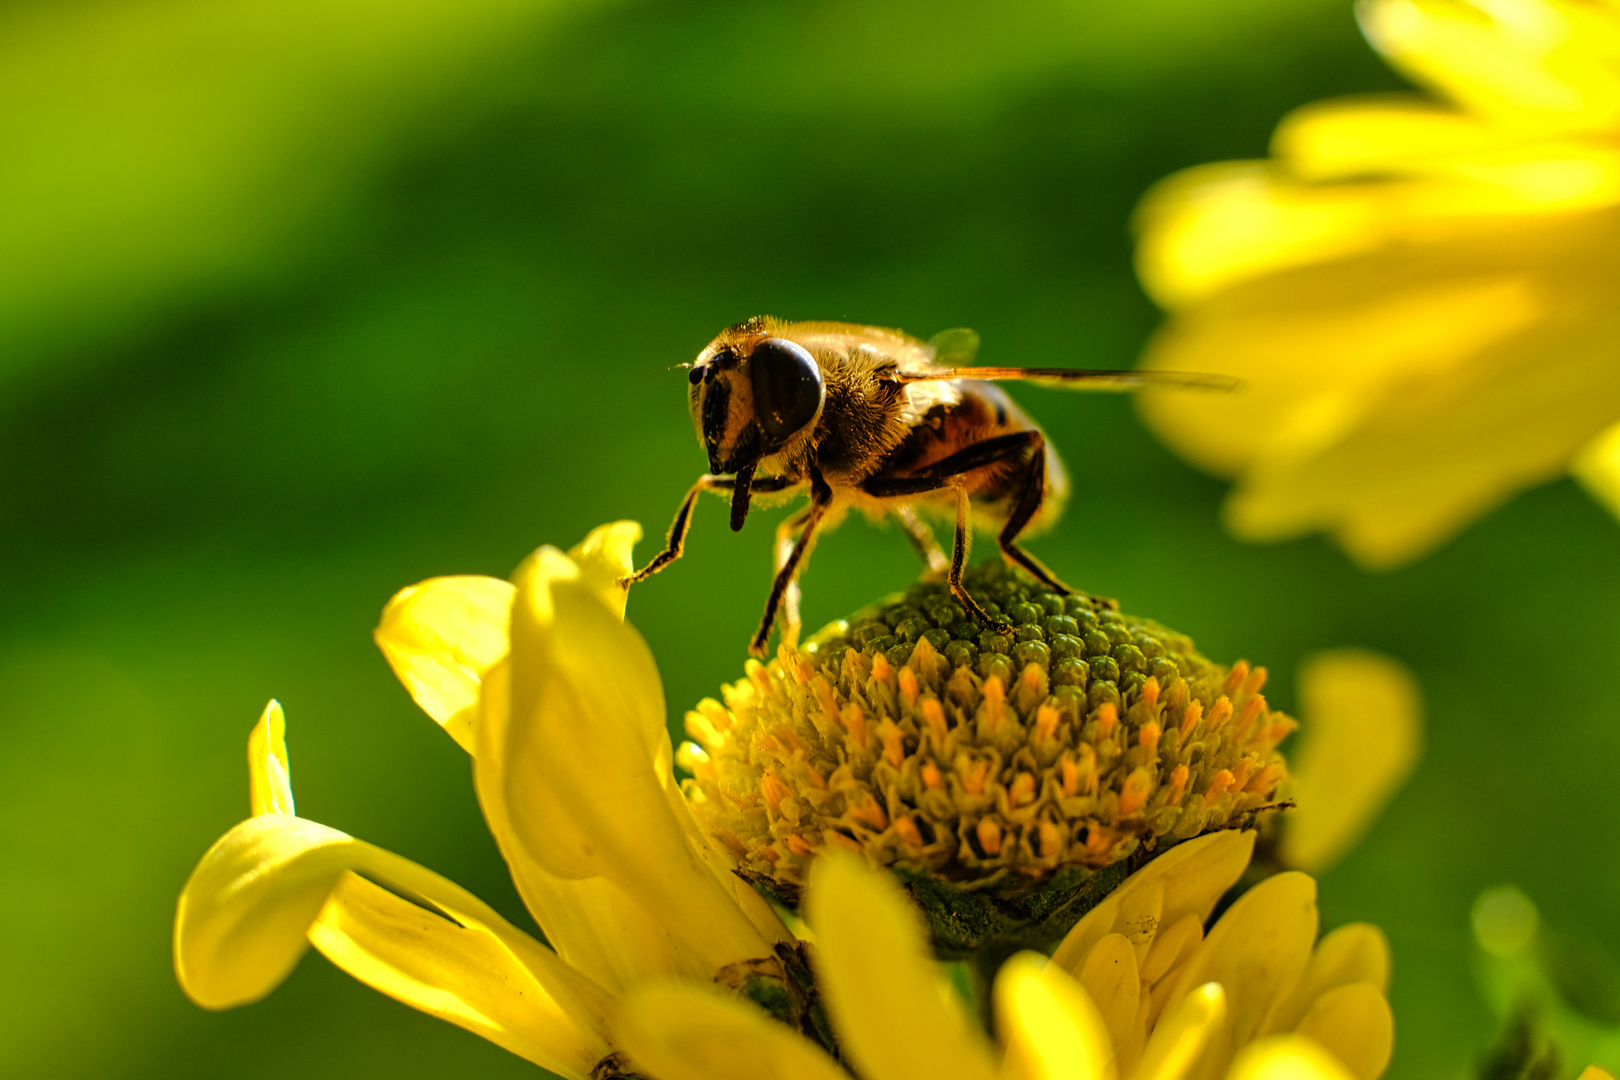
622, 317, 1233, 658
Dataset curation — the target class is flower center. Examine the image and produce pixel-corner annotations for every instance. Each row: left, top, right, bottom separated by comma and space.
679, 562, 1294, 955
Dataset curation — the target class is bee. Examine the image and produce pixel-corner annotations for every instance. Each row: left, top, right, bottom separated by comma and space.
622, 317, 1233, 658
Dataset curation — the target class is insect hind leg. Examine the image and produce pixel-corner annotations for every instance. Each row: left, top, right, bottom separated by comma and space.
997, 434, 1073, 595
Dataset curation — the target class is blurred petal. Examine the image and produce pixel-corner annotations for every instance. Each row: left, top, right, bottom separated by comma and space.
1228, 1035, 1356, 1080
247, 699, 293, 817
1289, 983, 1394, 1080
1265, 923, 1392, 1034
1359, 0, 1620, 132
1156, 873, 1319, 1080
1135, 983, 1227, 1080
567, 520, 642, 620
995, 953, 1115, 1080
1052, 831, 1254, 977
1282, 651, 1422, 873
173, 812, 613, 1070
310, 872, 602, 1078
499, 545, 769, 969
1571, 416, 1620, 522
1578, 1068, 1618, 1080
613, 981, 848, 1080
375, 574, 515, 753
806, 852, 997, 1080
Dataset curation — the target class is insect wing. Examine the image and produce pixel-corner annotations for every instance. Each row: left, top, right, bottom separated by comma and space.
926, 327, 980, 367
899, 366, 1239, 392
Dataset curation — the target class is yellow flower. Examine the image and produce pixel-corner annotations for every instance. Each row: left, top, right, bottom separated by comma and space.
1132, 0, 1620, 569
614, 834, 1396, 1080
173, 523, 795, 1079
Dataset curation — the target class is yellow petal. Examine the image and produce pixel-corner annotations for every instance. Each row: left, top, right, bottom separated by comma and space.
1134, 983, 1227, 1080
1265, 923, 1391, 1034
1578, 1067, 1618, 1080
173, 812, 613, 1075
613, 980, 848, 1080
1156, 873, 1319, 1080
472, 657, 715, 992
1228, 1035, 1356, 1080
1080, 934, 1141, 1056
1359, 0, 1620, 133
310, 871, 602, 1079
1139, 204, 1620, 569
806, 852, 998, 1080
1290, 983, 1393, 1080
1052, 831, 1254, 978
1571, 416, 1620, 523
498, 546, 769, 970
567, 520, 642, 621
1141, 914, 1204, 989
247, 699, 293, 817
995, 953, 1115, 1080
1282, 651, 1422, 873
374, 574, 515, 753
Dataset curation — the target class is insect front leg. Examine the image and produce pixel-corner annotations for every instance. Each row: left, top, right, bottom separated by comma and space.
751, 469, 832, 658
621, 474, 794, 586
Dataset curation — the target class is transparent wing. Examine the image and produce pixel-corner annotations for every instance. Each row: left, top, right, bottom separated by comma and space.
897, 366, 1239, 392
926, 327, 980, 367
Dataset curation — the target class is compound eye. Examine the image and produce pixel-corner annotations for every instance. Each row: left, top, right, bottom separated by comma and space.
749, 338, 823, 443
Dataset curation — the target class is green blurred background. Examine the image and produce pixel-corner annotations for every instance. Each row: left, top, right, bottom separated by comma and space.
5, 1, 1618, 1077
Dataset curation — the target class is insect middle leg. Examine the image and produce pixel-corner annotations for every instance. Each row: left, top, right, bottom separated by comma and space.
751, 468, 833, 658
894, 504, 949, 575
864, 430, 1066, 631
622, 473, 794, 586
774, 506, 815, 648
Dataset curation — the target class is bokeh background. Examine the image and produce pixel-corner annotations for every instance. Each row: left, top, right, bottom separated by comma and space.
5, 1, 1619, 1077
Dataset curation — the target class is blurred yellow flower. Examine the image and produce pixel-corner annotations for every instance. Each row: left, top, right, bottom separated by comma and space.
1134, 0, 1620, 569
173, 523, 795, 1079
1280, 649, 1423, 873
615, 836, 1395, 1080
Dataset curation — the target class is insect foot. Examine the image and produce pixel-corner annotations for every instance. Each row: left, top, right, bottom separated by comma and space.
676, 560, 1295, 965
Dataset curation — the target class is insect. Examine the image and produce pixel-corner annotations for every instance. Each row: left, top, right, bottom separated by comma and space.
622, 317, 1233, 658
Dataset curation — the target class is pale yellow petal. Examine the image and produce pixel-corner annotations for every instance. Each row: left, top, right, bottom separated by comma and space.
806, 852, 997, 1080
173, 812, 613, 1070
613, 981, 848, 1080
1265, 924, 1391, 1035
567, 520, 642, 621
1134, 983, 1227, 1080
1359, 0, 1620, 132
1080, 934, 1141, 1056
1282, 651, 1422, 873
1141, 915, 1204, 989
1571, 416, 1620, 522
498, 546, 769, 970
310, 872, 600, 1079
1290, 983, 1393, 1080
1052, 831, 1254, 978
475, 656, 713, 993
995, 953, 1115, 1080
247, 699, 293, 817
1228, 1035, 1356, 1080
374, 574, 515, 753
1139, 205, 1620, 568
1157, 873, 1318, 1080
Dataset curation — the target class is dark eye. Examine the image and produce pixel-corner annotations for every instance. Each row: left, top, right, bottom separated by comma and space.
749, 338, 823, 443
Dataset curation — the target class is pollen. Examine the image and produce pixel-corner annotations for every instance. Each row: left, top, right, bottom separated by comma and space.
679, 562, 1294, 919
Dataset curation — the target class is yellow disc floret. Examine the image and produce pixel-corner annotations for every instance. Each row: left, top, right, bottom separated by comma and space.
679, 563, 1294, 955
